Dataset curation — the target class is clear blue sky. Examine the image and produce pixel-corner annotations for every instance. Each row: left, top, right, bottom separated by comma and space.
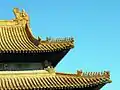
0, 0, 119, 90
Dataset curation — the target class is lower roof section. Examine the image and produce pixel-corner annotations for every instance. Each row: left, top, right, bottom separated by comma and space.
0, 68, 111, 89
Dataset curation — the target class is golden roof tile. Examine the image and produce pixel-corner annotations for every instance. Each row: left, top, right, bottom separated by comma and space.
0, 69, 111, 89
0, 8, 74, 53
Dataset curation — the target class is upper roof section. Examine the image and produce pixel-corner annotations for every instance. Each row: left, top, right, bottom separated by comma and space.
0, 8, 74, 53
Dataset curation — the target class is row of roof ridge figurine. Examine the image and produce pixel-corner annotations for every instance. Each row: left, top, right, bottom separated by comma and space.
77, 70, 110, 78
44, 66, 110, 78
39, 37, 74, 42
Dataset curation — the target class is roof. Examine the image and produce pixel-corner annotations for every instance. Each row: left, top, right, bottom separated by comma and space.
0, 25, 73, 53
0, 8, 74, 53
0, 68, 111, 89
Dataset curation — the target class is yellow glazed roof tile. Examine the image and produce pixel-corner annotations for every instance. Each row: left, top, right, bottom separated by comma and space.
0, 69, 111, 89
0, 25, 74, 53
0, 8, 74, 53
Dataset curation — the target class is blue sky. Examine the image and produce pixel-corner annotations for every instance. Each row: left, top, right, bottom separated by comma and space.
0, 0, 119, 90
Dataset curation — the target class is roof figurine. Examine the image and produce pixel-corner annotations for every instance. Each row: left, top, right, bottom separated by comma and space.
13, 8, 29, 25
0, 8, 111, 89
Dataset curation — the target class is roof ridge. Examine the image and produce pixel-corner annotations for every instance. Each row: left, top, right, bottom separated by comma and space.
46, 37, 74, 43
77, 70, 111, 79
56, 70, 111, 79
0, 24, 25, 27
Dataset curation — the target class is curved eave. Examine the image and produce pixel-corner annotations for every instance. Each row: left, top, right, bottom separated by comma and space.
0, 24, 74, 54
0, 47, 73, 54
0, 70, 111, 89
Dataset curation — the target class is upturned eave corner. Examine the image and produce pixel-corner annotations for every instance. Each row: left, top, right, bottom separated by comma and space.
12, 8, 75, 48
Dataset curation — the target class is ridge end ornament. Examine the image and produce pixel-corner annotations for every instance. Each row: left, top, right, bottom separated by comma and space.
13, 8, 29, 25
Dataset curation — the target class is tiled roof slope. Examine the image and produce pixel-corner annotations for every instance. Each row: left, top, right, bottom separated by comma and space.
0, 69, 111, 89
0, 8, 74, 53
0, 25, 73, 53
